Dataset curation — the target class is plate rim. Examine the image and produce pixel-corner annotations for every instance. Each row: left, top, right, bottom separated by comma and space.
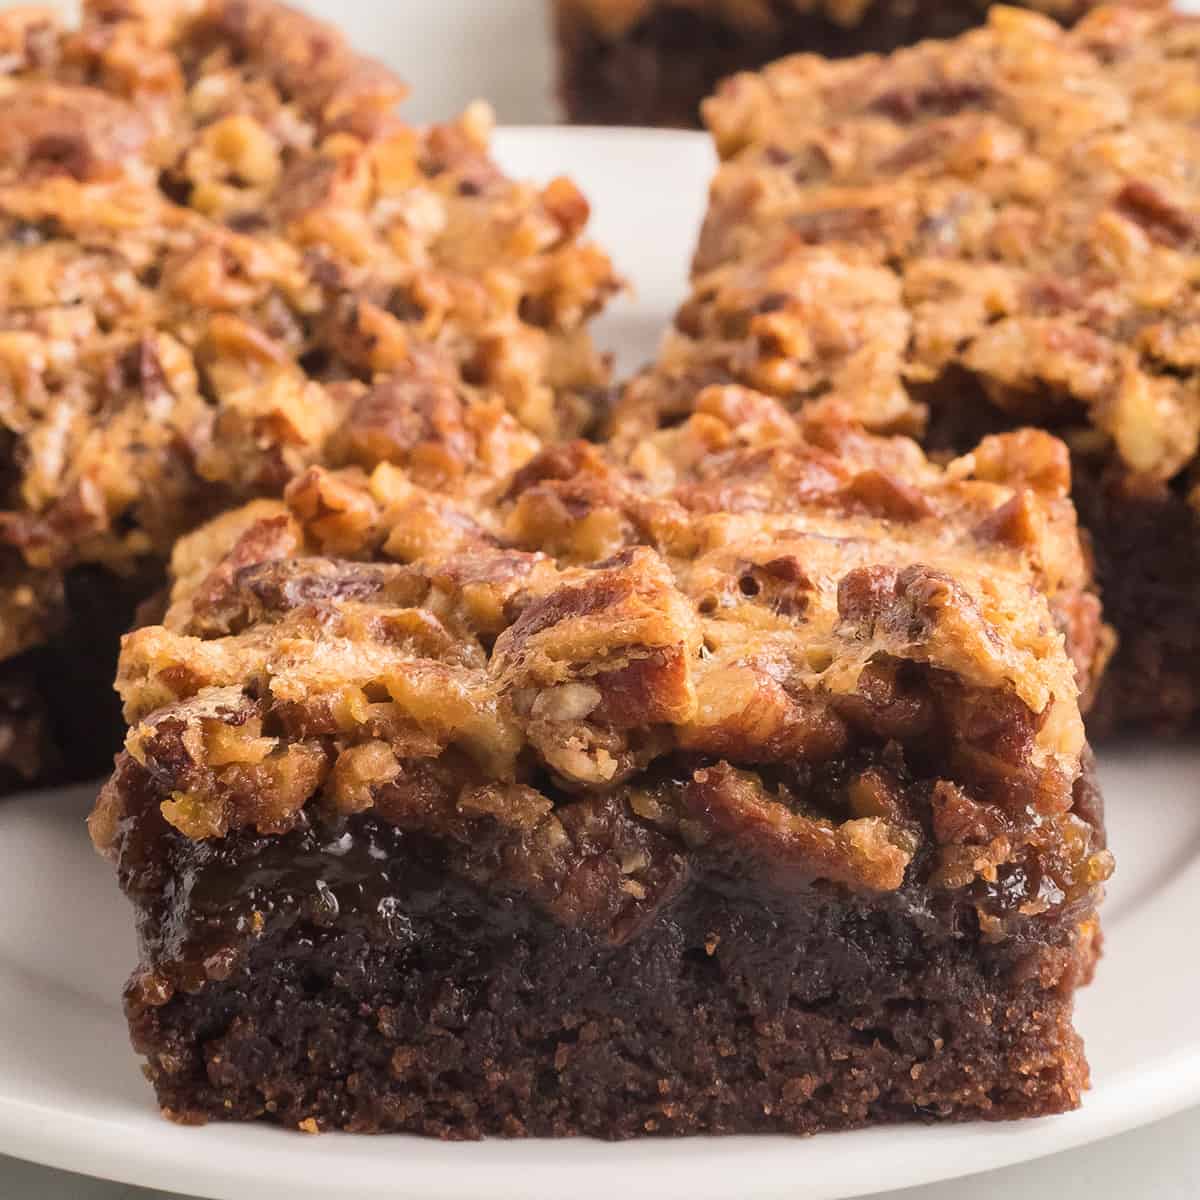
1, 1030, 1198, 1200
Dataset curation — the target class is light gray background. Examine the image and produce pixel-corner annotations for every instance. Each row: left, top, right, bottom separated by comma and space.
3, 1, 1199, 1195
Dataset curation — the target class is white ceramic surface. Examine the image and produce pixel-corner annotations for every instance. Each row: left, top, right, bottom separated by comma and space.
8, 1106, 1200, 1200
1, 122, 1200, 1200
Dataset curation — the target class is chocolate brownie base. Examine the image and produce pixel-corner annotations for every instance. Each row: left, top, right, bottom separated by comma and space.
121, 777, 1102, 1135
1069, 472, 1199, 737
0, 669, 52, 792
920, 375, 1196, 735
554, 5, 980, 129
554, 2, 1114, 128
0, 565, 159, 791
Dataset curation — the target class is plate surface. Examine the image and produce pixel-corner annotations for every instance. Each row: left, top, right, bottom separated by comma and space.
2, 125, 1200, 1200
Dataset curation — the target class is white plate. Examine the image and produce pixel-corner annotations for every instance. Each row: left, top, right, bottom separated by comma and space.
2, 124, 1200, 1200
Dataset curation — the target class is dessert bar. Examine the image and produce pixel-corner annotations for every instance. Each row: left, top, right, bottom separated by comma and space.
552, 0, 1156, 128
0, 0, 616, 790
661, 4, 1195, 731
93, 384, 1111, 1134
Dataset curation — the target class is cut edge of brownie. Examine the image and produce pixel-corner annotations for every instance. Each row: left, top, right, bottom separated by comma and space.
92, 399, 1111, 1137
0, 563, 163, 792
119, 796, 1102, 1138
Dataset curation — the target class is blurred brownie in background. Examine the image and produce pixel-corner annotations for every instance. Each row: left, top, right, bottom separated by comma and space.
0, 0, 617, 791
552, 0, 1161, 128
639, 5, 1197, 733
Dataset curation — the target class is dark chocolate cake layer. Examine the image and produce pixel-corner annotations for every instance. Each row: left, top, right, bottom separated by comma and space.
1070, 471, 1200, 736
0, 564, 160, 792
115, 758, 1103, 1136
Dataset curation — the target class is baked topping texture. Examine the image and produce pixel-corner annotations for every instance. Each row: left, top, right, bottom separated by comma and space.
0, 0, 617, 788
96, 397, 1104, 888
93, 376, 1110, 1132
552, 0, 1161, 128
637, 3, 1196, 731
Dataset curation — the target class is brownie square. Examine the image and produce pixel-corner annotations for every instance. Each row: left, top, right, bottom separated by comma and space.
653, 4, 1200, 733
92, 379, 1110, 1134
551, 0, 1160, 128
0, 0, 617, 790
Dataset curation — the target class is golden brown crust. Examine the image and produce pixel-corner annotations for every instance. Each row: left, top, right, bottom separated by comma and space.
0, 82, 153, 182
